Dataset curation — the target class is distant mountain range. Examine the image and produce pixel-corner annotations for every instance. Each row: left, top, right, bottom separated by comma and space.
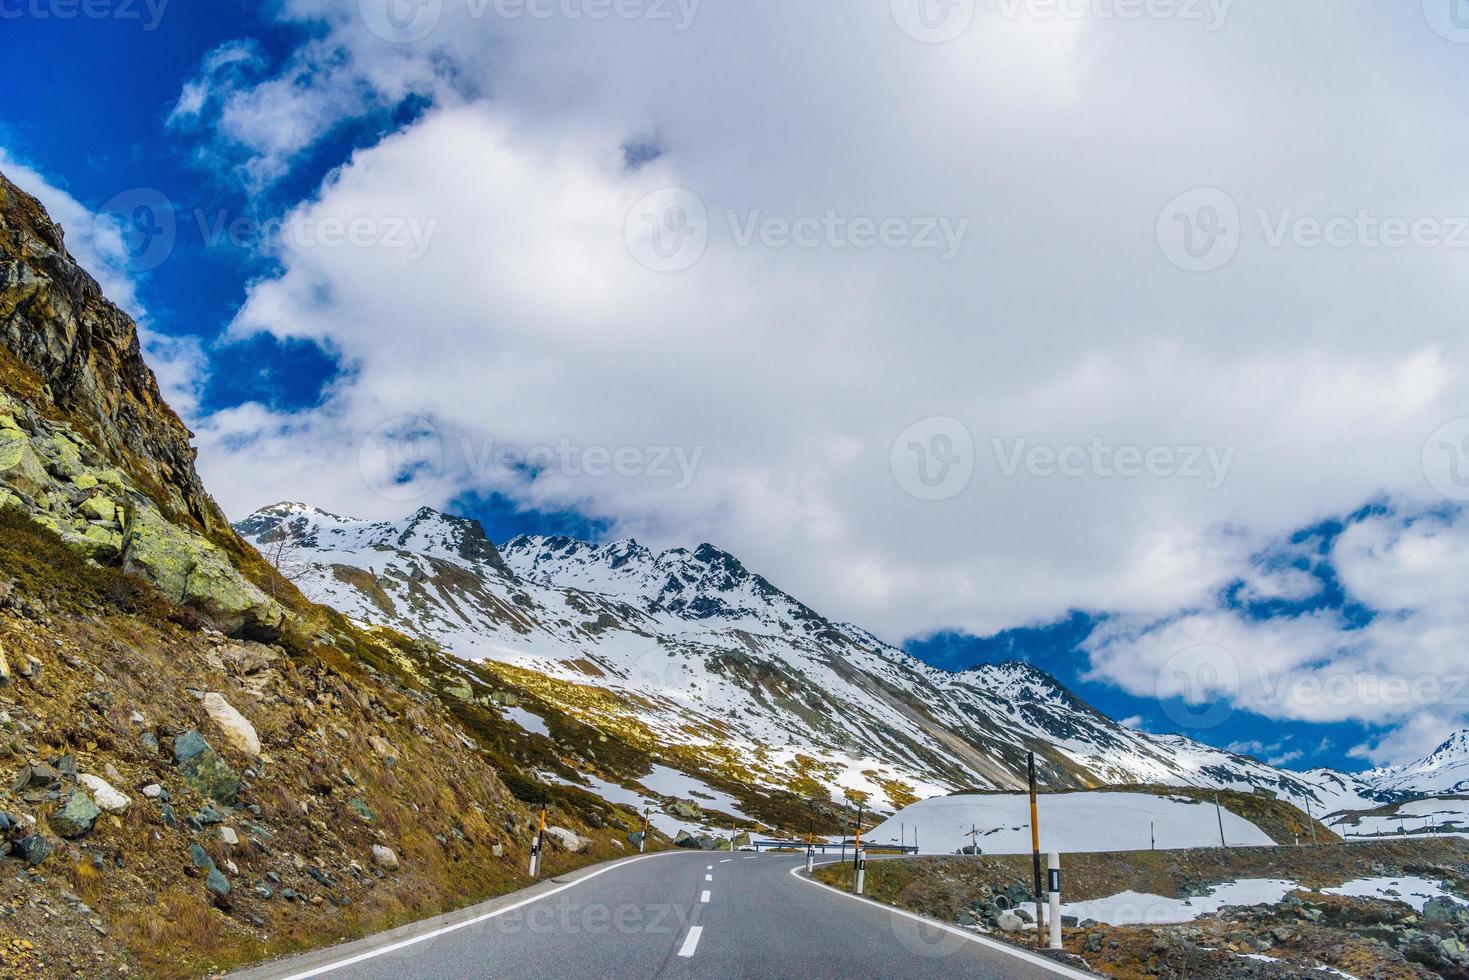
235, 503, 1465, 819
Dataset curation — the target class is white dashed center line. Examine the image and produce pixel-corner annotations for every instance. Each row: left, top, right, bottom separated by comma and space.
706, 865, 713, 870
700, 889, 711, 903
678, 926, 703, 958
719, 858, 732, 864
704, 873, 712, 881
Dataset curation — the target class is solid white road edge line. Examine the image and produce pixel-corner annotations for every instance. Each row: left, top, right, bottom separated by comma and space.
274, 851, 683, 980
789, 863, 1095, 980
678, 926, 704, 958
701, 890, 711, 903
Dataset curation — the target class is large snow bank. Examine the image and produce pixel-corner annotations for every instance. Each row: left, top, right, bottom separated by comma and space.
867, 792, 1275, 855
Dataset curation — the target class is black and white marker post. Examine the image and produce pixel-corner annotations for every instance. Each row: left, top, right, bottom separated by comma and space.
529, 807, 547, 879
1028, 752, 1044, 949
1047, 852, 1062, 950
640, 807, 649, 854
852, 806, 866, 895
805, 825, 815, 874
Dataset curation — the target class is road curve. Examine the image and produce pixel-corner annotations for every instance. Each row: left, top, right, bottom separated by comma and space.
232, 851, 1095, 979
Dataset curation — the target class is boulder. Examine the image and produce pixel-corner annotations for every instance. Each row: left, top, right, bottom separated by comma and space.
12, 833, 52, 867
0, 429, 49, 498
1424, 897, 1463, 925
49, 788, 101, 838
372, 845, 400, 870
997, 911, 1026, 933
544, 826, 594, 854
668, 799, 702, 820
202, 693, 261, 757
173, 730, 239, 803
121, 506, 285, 636
77, 774, 131, 813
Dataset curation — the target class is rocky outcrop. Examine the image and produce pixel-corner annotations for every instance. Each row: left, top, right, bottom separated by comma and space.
0, 174, 218, 531
0, 389, 284, 634
0, 172, 286, 638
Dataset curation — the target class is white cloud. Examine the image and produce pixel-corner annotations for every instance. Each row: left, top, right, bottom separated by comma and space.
159, 2, 1469, 761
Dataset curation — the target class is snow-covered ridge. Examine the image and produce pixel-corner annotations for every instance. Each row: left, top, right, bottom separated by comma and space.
235, 504, 1418, 817
1365, 731, 1469, 796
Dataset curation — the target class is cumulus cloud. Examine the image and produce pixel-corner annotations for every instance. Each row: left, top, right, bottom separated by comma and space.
1084, 505, 1469, 763
162, 2, 1469, 760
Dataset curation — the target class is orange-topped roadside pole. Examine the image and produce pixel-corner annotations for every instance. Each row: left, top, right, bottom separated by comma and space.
529, 806, 547, 879
1029, 752, 1044, 948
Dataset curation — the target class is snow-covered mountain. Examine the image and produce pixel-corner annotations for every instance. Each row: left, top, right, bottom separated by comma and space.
236, 503, 1397, 818
1364, 731, 1469, 797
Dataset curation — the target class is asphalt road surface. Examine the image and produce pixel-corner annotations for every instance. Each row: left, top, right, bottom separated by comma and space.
233, 851, 1095, 979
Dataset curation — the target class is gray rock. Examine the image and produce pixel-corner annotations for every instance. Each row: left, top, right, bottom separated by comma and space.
173, 730, 239, 803
140, 732, 159, 755
13, 833, 52, 867
49, 787, 100, 838
205, 868, 230, 896
1424, 897, 1462, 925
372, 844, 399, 869
997, 910, 1026, 933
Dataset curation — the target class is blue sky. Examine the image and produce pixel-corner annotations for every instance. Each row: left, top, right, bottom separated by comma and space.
7, 2, 1469, 773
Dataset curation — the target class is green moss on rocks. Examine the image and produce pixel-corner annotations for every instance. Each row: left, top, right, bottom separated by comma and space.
122, 506, 285, 635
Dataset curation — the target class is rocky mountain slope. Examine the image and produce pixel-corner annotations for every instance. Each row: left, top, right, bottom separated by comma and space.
0, 169, 653, 978
234, 504, 1399, 823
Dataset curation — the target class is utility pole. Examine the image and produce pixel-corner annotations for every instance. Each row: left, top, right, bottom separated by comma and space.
967, 824, 980, 856
1305, 796, 1318, 845
1214, 793, 1227, 849
1029, 751, 1044, 949
1150, 821, 1155, 850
